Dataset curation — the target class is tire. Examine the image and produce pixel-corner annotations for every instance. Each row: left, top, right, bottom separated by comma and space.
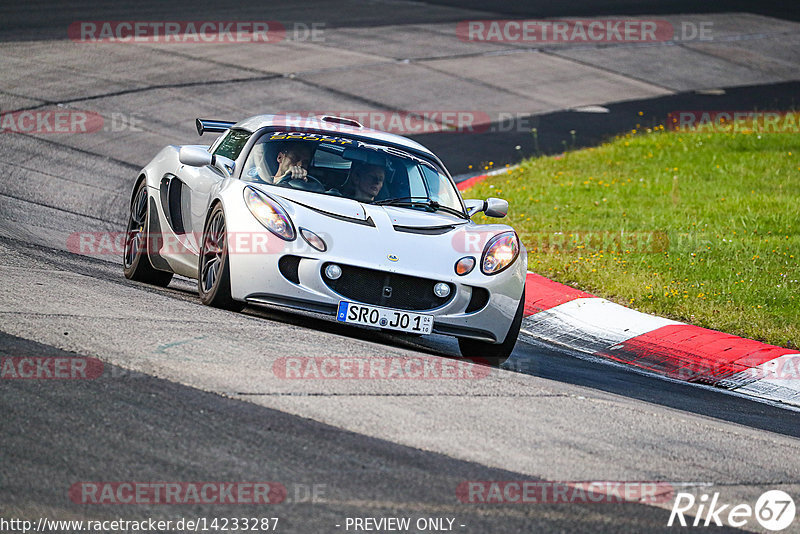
198, 204, 245, 312
458, 288, 525, 367
123, 180, 173, 287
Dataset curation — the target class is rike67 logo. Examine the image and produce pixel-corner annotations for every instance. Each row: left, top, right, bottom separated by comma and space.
669, 490, 795, 531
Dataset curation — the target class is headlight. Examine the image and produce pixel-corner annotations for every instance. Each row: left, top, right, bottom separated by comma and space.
300, 228, 327, 252
244, 187, 295, 241
481, 231, 519, 275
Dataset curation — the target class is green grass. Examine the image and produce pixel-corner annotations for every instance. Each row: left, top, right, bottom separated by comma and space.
466, 127, 800, 348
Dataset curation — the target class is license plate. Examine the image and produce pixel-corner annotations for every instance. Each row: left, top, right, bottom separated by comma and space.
336, 301, 433, 334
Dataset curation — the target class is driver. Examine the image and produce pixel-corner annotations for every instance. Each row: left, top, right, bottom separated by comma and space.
273, 141, 312, 184
345, 162, 385, 202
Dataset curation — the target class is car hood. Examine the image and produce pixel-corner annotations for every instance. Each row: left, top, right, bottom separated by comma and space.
260, 186, 468, 229
237, 182, 520, 277
256, 186, 369, 221
380, 206, 467, 229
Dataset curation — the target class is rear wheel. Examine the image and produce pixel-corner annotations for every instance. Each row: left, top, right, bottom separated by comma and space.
458, 289, 525, 367
198, 204, 245, 312
123, 180, 173, 287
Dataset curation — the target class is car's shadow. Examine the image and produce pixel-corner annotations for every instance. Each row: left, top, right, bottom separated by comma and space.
162, 273, 460, 358
161, 271, 800, 438
507, 335, 800, 438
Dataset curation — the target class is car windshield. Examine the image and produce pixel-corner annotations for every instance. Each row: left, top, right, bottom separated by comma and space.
241, 132, 465, 216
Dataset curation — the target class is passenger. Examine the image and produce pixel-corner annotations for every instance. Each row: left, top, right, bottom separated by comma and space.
273, 142, 312, 184
344, 162, 385, 202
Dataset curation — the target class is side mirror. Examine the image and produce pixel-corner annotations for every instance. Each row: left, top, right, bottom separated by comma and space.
179, 146, 212, 167
464, 198, 508, 218
179, 146, 235, 177
485, 197, 508, 218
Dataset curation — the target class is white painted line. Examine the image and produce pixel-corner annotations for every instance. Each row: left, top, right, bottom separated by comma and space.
732, 354, 800, 407
517, 332, 800, 413
521, 297, 680, 354
572, 105, 610, 113
454, 164, 521, 185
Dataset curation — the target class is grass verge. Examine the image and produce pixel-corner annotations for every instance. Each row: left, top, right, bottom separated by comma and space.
466, 128, 799, 348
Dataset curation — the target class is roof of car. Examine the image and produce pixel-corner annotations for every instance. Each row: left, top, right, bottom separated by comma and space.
234, 114, 436, 157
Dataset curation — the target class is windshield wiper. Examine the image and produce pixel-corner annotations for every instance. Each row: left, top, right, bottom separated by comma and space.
372, 197, 467, 219
372, 196, 429, 206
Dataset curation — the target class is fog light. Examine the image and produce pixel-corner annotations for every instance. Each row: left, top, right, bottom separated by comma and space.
324, 264, 342, 280
433, 282, 451, 298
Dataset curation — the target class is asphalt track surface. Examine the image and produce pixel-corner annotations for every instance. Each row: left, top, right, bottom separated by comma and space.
1, 1, 799, 533
428, 80, 800, 176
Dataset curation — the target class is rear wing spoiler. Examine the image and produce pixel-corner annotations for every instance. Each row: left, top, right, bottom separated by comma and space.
195, 118, 235, 136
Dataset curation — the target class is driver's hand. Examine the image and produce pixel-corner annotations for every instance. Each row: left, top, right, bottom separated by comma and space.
276, 165, 308, 183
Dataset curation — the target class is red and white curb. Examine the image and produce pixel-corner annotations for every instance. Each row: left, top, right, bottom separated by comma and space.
519, 273, 800, 408
454, 166, 512, 190
457, 174, 800, 408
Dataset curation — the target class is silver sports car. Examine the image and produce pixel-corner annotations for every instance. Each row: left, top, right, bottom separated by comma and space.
123, 115, 527, 364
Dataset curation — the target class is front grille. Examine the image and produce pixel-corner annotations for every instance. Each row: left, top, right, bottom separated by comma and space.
322, 263, 455, 311
278, 255, 301, 284
465, 286, 490, 313
393, 225, 455, 235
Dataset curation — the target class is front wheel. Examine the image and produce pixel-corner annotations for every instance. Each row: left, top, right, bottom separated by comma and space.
122, 180, 173, 287
198, 204, 245, 312
458, 289, 525, 366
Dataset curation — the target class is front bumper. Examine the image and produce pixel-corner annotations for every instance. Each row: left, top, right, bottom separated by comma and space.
233, 250, 525, 343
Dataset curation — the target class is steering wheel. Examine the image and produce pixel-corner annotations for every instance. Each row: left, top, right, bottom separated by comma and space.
279, 175, 326, 193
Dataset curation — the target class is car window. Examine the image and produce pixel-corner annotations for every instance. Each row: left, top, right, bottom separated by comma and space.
240, 132, 464, 216
406, 161, 428, 199
312, 144, 352, 170
420, 164, 462, 211
212, 129, 251, 160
